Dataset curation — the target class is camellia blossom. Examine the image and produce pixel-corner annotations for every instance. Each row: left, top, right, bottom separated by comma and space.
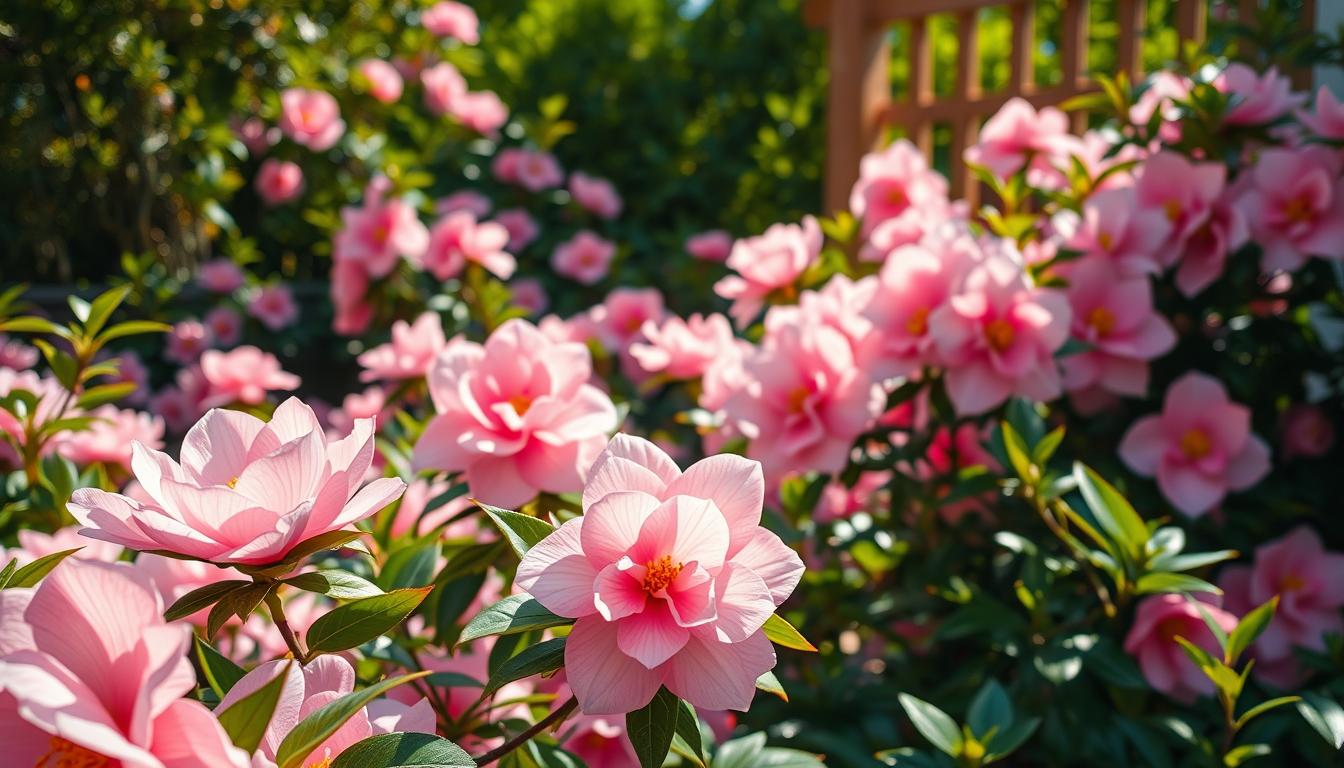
685, 229, 733, 262
849, 139, 949, 238
421, 0, 480, 43
357, 312, 448, 382
1238, 146, 1344, 272
204, 306, 243, 347
629, 313, 735, 380
928, 255, 1071, 416
255, 159, 304, 206
60, 405, 165, 471
714, 216, 821, 327
167, 319, 213, 365
333, 179, 431, 278
412, 318, 618, 508
963, 97, 1071, 187
421, 61, 467, 117
247, 283, 300, 331
1298, 85, 1344, 139
1134, 151, 1225, 262
515, 150, 565, 192
68, 397, 406, 566
199, 346, 300, 407
1172, 195, 1249, 298
1057, 186, 1171, 276
861, 242, 967, 378
452, 90, 509, 135
515, 435, 804, 714
496, 207, 540, 251
1125, 594, 1237, 702
423, 211, 516, 280
0, 558, 249, 767
568, 172, 623, 219
356, 58, 404, 104
197, 259, 246, 293
1118, 372, 1271, 516
437, 190, 492, 218
1215, 63, 1305, 126
278, 88, 345, 152
552, 230, 616, 285
1279, 404, 1335, 460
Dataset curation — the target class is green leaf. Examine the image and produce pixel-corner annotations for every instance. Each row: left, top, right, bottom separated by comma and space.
377, 540, 439, 590
217, 660, 294, 753
0, 316, 66, 336
477, 501, 555, 558
898, 693, 963, 756
304, 587, 431, 655
1226, 597, 1277, 665
967, 680, 1013, 738
1032, 426, 1066, 466
285, 570, 385, 600
194, 635, 247, 697
459, 595, 568, 645
164, 580, 251, 622
1135, 572, 1221, 596
75, 382, 139, 409
434, 540, 508, 585
97, 320, 173, 342
755, 669, 789, 701
274, 671, 431, 768
1223, 743, 1271, 766
1234, 696, 1301, 729
482, 637, 566, 696
0, 557, 17, 589
985, 717, 1040, 761
330, 732, 475, 767
1000, 421, 1035, 483
673, 699, 707, 767
1297, 692, 1344, 749
762, 613, 816, 652
207, 581, 272, 640
1073, 463, 1148, 560
83, 285, 131, 338
626, 687, 679, 768
7, 547, 82, 588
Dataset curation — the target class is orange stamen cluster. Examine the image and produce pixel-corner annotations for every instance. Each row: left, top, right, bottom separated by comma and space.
1086, 306, 1116, 337
1179, 428, 1211, 461
35, 737, 109, 768
643, 555, 682, 594
905, 306, 930, 337
984, 319, 1015, 352
1282, 195, 1315, 224
508, 394, 534, 416
1279, 573, 1306, 592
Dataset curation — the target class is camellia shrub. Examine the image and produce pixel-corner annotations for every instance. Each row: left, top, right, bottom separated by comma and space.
4, 5, 1344, 768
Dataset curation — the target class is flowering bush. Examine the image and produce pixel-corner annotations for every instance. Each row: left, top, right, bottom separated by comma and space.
5, 5, 1344, 767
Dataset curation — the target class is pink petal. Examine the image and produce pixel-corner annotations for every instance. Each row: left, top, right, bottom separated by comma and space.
632, 497, 730, 571
709, 562, 775, 643
663, 455, 764, 557
367, 697, 436, 735
1118, 416, 1166, 476
582, 456, 671, 512
583, 435, 681, 511
516, 519, 600, 618
564, 616, 664, 715
179, 409, 266, 487
152, 699, 249, 768
663, 629, 775, 712
593, 562, 648, 621
67, 489, 163, 552
581, 491, 661, 566
616, 602, 691, 669
467, 455, 538, 509
1225, 436, 1271, 491
1157, 463, 1225, 517
412, 411, 479, 472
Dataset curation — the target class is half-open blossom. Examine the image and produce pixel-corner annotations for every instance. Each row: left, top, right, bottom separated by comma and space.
198, 259, 246, 293
630, 313, 735, 380
205, 306, 243, 347
69, 397, 405, 566
356, 58, 404, 103
569, 172, 623, 219
928, 255, 1071, 416
515, 435, 804, 713
357, 312, 448, 382
1119, 372, 1271, 516
1057, 187, 1171, 276
0, 559, 248, 767
1134, 151, 1225, 262
685, 229, 733, 262
421, 61, 467, 117
167, 319, 213, 365
1238, 146, 1344, 272
255, 159, 304, 205
714, 216, 821, 327
1298, 85, 1344, 139
964, 97, 1071, 187
61, 405, 165, 471
849, 140, 949, 238
1125, 594, 1237, 702
1061, 255, 1176, 398
278, 88, 345, 151
333, 179, 431, 278
553, 230, 616, 285
199, 346, 300, 407
247, 283, 299, 331
515, 150, 565, 192
1215, 63, 1305, 126
421, 0, 479, 43
413, 319, 618, 508
423, 210, 515, 280
453, 90, 509, 135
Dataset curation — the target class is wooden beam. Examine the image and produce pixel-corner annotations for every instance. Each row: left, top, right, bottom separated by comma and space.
821, 0, 892, 213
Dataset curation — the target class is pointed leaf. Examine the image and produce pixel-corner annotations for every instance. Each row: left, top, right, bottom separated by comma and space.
626, 687, 680, 768
164, 580, 251, 622
284, 570, 385, 600
7, 548, 82, 588
1297, 692, 1344, 749
482, 637, 566, 696
274, 671, 431, 768
194, 635, 247, 698
1235, 696, 1301, 729
217, 660, 294, 753
763, 613, 816, 652
1073, 463, 1148, 559
477, 501, 555, 558
304, 587, 431, 655
459, 595, 568, 645
1226, 597, 1278, 665
898, 693, 963, 756
967, 680, 1013, 737
330, 732, 475, 767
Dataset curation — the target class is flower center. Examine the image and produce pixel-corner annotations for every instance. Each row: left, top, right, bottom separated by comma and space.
1156, 617, 1186, 642
227, 476, 239, 489
984, 318, 1015, 352
905, 306, 930, 337
1179, 428, 1211, 460
1097, 231, 1114, 251
1086, 306, 1116, 337
373, 224, 391, 245
1279, 573, 1306, 592
643, 555, 683, 594
1283, 195, 1315, 224
35, 737, 109, 767
886, 186, 908, 210
307, 758, 334, 768
786, 385, 811, 414
1163, 199, 1182, 224
508, 394, 533, 416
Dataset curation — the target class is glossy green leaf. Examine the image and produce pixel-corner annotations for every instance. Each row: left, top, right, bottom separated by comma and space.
217, 660, 293, 753
284, 570, 384, 600
459, 595, 568, 645
329, 732, 474, 767
7, 548, 82, 588
482, 637, 566, 696
763, 613, 816, 652
304, 587, 431, 655
478, 501, 555, 558
164, 579, 251, 622
274, 671, 431, 768
194, 635, 247, 698
626, 687, 679, 768
898, 693, 962, 756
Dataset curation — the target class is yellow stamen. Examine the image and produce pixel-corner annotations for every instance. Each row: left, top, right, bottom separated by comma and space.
1163, 199, 1182, 223
905, 306, 930, 337
886, 187, 908, 209
307, 757, 334, 768
227, 476, 239, 489
786, 386, 811, 414
1283, 195, 1315, 224
34, 736, 109, 767
1179, 428, 1211, 461
643, 555, 683, 594
1087, 306, 1116, 337
984, 319, 1015, 352
1097, 231, 1114, 251
508, 394, 533, 416
1279, 573, 1306, 592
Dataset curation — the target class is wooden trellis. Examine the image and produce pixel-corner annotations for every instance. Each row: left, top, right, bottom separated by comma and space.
804, 0, 1318, 212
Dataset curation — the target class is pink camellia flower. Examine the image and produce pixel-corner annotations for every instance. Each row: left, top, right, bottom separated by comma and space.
167, 319, 213, 365
928, 255, 1071, 416
204, 306, 243, 347
423, 211, 516, 280
515, 435, 804, 714
1238, 146, 1344, 272
964, 97, 1071, 187
1173, 194, 1250, 298
421, 0, 480, 43
1134, 151, 1225, 262
515, 150, 565, 192
331, 260, 374, 336
218, 655, 433, 768
561, 716, 639, 767
764, 275, 877, 364
452, 90, 509, 135
197, 259, 246, 293
278, 87, 345, 151
69, 397, 406, 566
862, 242, 967, 378
1057, 187, 1171, 276
630, 313, 735, 380
199, 345, 300, 407
437, 190, 492, 218
247, 283, 300, 331
491, 148, 525, 184
0, 525, 122, 567
568, 172, 623, 219
0, 334, 38, 371
357, 312, 448, 382
60, 405, 166, 471
333, 179, 431, 278
255, 158, 304, 206
1130, 71, 1192, 143
552, 230, 616, 285
356, 58, 404, 103
510, 277, 549, 315
1119, 372, 1271, 516
412, 318, 618, 508
591, 288, 666, 352
724, 318, 884, 480
1280, 404, 1335, 460
849, 140, 949, 237
234, 116, 279, 156
421, 61, 467, 117
815, 471, 891, 524
0, 559, 249, 767
714, 216, 822, 327
685, 229, 733, 262
1298, 85, 1344, 139
496, 207, 540, 251
1221, 527, 1344, 671
1060, 255, 1176, 398
1125, 594, 1238, 702
1215, 63, 1305, 126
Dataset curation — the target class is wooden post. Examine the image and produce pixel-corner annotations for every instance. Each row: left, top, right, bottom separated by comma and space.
949, 9, 982, 203
1060, 0, 1089, 132
1116, 0, 1144, 83
909, 14, 934, 155
822, 0, 891, 214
